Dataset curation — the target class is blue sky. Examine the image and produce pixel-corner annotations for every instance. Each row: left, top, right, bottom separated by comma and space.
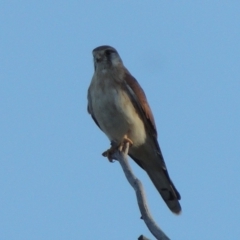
1, 1, 240, 239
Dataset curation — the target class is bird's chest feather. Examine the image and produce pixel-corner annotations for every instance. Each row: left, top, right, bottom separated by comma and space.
91, 78, 132, 130
90, 74, 146, 145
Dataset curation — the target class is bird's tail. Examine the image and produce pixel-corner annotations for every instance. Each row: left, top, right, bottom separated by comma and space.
144, 164, 181, 214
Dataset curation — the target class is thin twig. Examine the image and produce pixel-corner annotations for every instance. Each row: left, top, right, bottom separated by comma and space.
111, 143, 170, 240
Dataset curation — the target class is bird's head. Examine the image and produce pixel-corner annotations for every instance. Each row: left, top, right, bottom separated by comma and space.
92, 45, 123, 71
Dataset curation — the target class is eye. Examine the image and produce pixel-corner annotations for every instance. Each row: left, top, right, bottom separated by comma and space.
105, 49, 115, 56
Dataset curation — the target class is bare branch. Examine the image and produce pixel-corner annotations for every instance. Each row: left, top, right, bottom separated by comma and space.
111, 143, 170, 240
138, 235, 151, 240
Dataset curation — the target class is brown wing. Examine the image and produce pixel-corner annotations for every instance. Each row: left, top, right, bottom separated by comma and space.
123, 71, 181, 213
123, 70, 165, 166
123, 71, 158, 138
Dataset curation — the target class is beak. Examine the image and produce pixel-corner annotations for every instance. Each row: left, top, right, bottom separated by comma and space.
95, 53, 103, 63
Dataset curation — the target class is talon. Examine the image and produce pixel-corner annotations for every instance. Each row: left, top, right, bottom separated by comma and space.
102, 145, 117, 162
102, 136, 133, 162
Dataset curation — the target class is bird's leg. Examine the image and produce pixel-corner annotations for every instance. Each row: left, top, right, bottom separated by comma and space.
122, 135, 133, 146
118, 135, 133, 153
115, 135, 133, 153
102, 136, 133, 162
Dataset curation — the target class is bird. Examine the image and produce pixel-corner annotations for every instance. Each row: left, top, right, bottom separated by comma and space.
87, 45, 181, 214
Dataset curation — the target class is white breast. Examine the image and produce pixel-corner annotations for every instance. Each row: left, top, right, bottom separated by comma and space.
90, 76, 146, 147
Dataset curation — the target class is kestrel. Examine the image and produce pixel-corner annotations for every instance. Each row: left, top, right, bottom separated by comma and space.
87, 45, 181, 214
